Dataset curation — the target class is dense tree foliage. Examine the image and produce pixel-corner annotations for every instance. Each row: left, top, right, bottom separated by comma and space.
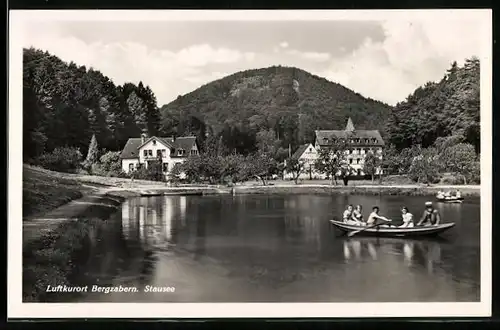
363, 151, 382, 182
23, 47, 161, 162
160, 65, 392, 155
386, 58, 480, 152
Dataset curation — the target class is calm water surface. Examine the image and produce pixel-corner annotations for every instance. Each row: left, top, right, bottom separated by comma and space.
78, 194, 480, 302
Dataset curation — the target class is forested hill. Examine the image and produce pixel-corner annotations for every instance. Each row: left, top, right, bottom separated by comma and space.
160, 66, 393, 151
386, 57, 480, 153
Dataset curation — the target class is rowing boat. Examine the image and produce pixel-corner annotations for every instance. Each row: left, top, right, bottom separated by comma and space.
436, 196, 464, 203
329, 220, 455, 237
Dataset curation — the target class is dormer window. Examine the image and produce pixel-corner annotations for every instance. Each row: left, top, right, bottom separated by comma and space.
372, 138, 377, 143
177, 148, 185, 156
365, 138, 369, 144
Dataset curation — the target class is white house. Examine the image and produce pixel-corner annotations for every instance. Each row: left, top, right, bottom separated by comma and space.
283, 143, 324, 180
120, 134, 199, 178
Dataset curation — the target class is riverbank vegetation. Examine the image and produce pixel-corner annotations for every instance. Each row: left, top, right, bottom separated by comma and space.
23, 217, 102, 301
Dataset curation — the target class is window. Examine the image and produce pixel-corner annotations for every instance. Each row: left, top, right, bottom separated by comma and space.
372, 138, 377, 143
129, 163, 134, 171
148, 150, 153, 156
357, 169, 362, 176
356, 138, 360, 143
162, 163, 169, 172
190, 149, 198, 155
356, 158, 360, 164
365, 138, 369, 144
152, 140, 156, 146
357, 148, 361, 154
157, 150, 162, 157
178, 149, 185, 156
349, 159, 353, 164
143, 150, 147, 157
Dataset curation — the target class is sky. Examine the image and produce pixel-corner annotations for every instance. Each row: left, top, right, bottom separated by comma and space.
19, 12, 487, 106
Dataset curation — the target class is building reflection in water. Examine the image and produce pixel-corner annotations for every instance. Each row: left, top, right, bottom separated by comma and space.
120, 196, 188, 250
342, 238, 442, 274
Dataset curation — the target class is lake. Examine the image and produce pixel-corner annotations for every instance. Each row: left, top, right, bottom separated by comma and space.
75, 193, 480, 302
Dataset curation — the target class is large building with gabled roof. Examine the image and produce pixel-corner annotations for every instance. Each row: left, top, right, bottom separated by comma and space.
314, 117, 385, 176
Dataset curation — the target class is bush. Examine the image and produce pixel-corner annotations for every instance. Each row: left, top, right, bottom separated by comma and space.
466, 161, 480, 184
168, 163, 183, 184
408, 147, 441, 184
440, 175, 464, 185
37, 147, 82, 173
96, 151, 126, 177
131, 161, 165, 182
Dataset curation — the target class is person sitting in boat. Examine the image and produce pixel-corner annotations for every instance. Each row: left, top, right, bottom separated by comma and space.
444, 191, 452, 199
343, 205, 355, 224
366, 206, 391, 226
455, 190, 462, 199
399, 206, 414, 228
436, 191, 445, 199
416, 202, 441, 226
351, 205, 365, 226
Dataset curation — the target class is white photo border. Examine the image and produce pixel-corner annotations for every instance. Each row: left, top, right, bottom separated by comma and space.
8, 9, 492, 319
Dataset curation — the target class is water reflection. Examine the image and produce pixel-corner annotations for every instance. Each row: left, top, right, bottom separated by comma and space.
79, 194, 479, 303
121, 196, 188, 250
342, 237, 444, 275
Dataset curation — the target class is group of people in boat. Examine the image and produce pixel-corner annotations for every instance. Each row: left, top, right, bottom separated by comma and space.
342, 202, 441, 228
436, 190, 462, 200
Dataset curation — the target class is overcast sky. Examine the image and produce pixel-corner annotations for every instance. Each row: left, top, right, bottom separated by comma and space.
20, 13, 486, 106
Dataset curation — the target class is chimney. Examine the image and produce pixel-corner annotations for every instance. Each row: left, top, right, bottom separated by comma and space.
141, 133, 146, 144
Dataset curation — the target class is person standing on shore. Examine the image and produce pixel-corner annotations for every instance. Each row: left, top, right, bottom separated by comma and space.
416, 202, 441, 226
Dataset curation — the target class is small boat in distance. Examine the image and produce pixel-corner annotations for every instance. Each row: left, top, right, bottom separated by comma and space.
436, 190, 464, 203
329, 220, 455, 238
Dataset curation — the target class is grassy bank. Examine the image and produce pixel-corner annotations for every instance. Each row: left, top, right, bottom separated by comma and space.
23, 218, 102, 302
23, 166, 90, 217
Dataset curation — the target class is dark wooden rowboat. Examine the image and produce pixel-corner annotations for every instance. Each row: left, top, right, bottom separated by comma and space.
329, 220, 455, 237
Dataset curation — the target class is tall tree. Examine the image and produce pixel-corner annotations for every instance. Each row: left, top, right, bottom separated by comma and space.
127, 91, 148, 135
83, 134, 99, 171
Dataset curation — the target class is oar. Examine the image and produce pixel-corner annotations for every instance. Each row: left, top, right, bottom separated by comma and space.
347, 219, 392, 237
